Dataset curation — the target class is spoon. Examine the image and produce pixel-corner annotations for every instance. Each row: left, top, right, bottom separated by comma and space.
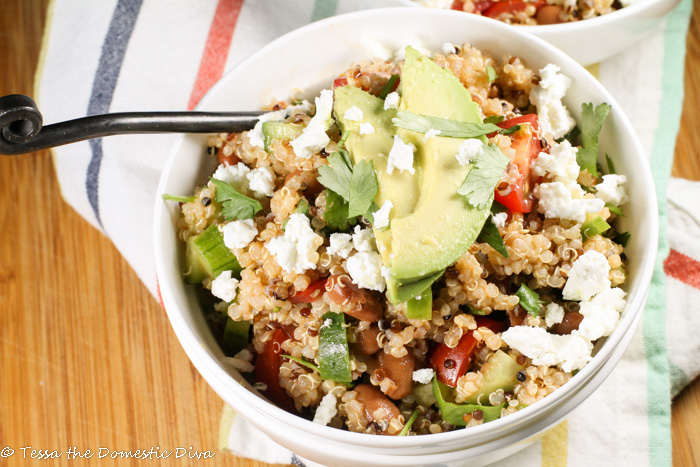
0, 94, 264, 156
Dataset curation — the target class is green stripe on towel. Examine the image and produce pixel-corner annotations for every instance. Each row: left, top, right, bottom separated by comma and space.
311, 0, 340, 22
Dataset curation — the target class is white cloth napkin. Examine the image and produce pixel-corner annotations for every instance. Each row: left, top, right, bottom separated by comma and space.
35, 0, 695, 465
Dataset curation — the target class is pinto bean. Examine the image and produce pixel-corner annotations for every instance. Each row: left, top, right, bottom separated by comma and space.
355, 324, 382, 355
536, 5, 563, 24
324, 275, 383, 322
550, 311, 584, 335
506, 305, 527, 327
353, 384, 401, 433
376, 351, 416, 400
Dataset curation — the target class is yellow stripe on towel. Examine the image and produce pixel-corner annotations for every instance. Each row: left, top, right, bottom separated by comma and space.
541, 420, 568, 467
585, 63, 600, 80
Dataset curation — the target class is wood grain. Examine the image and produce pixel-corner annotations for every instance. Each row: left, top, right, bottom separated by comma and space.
0, 1, 698, 466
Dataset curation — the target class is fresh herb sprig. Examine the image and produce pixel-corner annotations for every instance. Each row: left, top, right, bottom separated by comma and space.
393, 111, 514, 138
477, 216, 509, 258
457, 143, 510, 209
515, 283, 542, 317
210, 178, 262, 221
318, 148, 379, 222
577, 103, 611, 177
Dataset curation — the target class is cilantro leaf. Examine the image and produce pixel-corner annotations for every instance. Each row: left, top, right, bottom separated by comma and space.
486, 66, 497, 83
457, 143, 510, 209
515, 283, 542, 317
577, 103, 611, 176
347, 160, 378, 218
324, 189, 351, 231
477, 216, 509, 258
483, 115, 505, 124
210, 178, 262, 221
613, 231, 630, 247
393, 111, 503, 138
499, 125, 521, 135
317, 149, 353, 200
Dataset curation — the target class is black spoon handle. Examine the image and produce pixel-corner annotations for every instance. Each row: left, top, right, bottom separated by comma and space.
0, 94, 264, 156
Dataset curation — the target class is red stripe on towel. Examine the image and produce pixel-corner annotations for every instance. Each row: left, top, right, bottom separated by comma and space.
187, 0, 244, 110
664, 249, 700, 290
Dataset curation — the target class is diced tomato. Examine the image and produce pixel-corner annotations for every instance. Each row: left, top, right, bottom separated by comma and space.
333, 77, 348, 89
451, 0, 465, 9
473, 0, 495, 12
290, 278, 328, 304
493, 114, 542, 213
254, 328, 297, 413
483, 0, 546, 18
429, 332, 478, 388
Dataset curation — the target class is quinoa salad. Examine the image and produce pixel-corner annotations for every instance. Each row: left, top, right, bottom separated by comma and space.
412, 0, 638, 25
169, 43, 630, 436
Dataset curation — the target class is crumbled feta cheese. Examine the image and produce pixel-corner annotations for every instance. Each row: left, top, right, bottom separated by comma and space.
327, 233, 354, 259
359, 122, 375, 135
381, 266, 392, 283
246, 166, 276, 197
313, 393, 338, 426
220, 219, 258, 251
373, 200, 393, 229
455, 139, 484, 166
248, 110, 286, 148
425, 129, 442, 139
413, 368, 435, 384
352, 225, 376, 252
343, 106, 364, 122
211, 270, 239, 303
321, 318, 333, 329
361, 38, 393, 62
266, 213, 322, 274
491, 212, 508, 229
595, 174, 629, 207
387, 135, 416, 175
532, 140, 580, 185
286, 99, 313, 116
442, 42, 457, 56
545, 303, 565, 328
347, 251, 386, 292
384, 92, 400, 110
222, 356, 255, 373
212, 162, 251, 192
501, 326, 593, 372
562, 250, 611, 301
578, 287, 626, 341
291, 89, 334, 158
535, 182, 605, 223
530, 64, 575, 140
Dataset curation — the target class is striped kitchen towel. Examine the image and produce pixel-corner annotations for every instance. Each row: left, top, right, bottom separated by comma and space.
34, 0, 694, 466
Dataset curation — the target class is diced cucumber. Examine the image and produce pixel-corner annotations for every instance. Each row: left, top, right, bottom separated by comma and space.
406, 287, 432, 320
262, 121, 304, 153
318, 312, 352, 383
581, 214, 610, 241
465, 350, 525, 405
184, 224, 241, 284
221, 319, 250, 355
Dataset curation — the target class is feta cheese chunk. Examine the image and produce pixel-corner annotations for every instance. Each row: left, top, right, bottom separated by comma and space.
535, 182, 605, 223
595, 174, 629, 207
291, 89, 334, 158
530, 64, 575, 140
384, 92, 400, 110
347, 251, 386, 292
343, 106, 364, 122
266, 213, 322, 274
562, 250, 611, 301
352, 225, 376, 252
212, 162, 251, 192
210, 270, 239, 303
456, 139, 484, 166
246, 166, 276, 197
327, 233, 354, 259
359, 122, 375, 135
286, 100, 313, 116
413, 368, 435, 384
532, 140, 580, 185
545, 303, 565, 328
442, 42, 457, 56
491, 212, 508, 229
373, 200, 393, 230
578, 287, 626, 341
425, 129, 442, 139
220, 219, 258, 251
313, 393, 338, 426
248, 110, 286, 148
501, 326, 593, 373
387, 135, 416, 175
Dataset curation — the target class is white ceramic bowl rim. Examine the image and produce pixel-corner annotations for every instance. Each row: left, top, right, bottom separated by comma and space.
154, 7, 658, 451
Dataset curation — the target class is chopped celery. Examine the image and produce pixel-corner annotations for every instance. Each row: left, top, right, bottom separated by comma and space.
318, 312, 352, 383
184, 224, 241, 284
262, 121, 304, 153
406, 287, 432, 320
432, 377, 503, 425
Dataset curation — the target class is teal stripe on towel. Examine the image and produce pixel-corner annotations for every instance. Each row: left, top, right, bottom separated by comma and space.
311, 0, 340, 22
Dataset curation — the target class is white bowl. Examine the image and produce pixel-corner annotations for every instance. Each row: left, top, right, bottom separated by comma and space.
154, 8, 658, 466
398, 0, 681, 65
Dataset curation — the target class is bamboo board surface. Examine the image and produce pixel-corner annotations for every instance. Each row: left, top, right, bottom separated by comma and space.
0, 1, 698, 466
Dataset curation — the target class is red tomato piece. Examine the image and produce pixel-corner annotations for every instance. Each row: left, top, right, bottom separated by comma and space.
483, 0, 545, 18
254, 328, 297, 413
473, 0, 496, 12
333, 77, 348, 89
290, 278, 328, 304
429, 332, 478, 388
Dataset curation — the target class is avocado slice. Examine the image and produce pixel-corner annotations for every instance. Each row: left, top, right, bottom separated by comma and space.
465, 350, 525, 405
